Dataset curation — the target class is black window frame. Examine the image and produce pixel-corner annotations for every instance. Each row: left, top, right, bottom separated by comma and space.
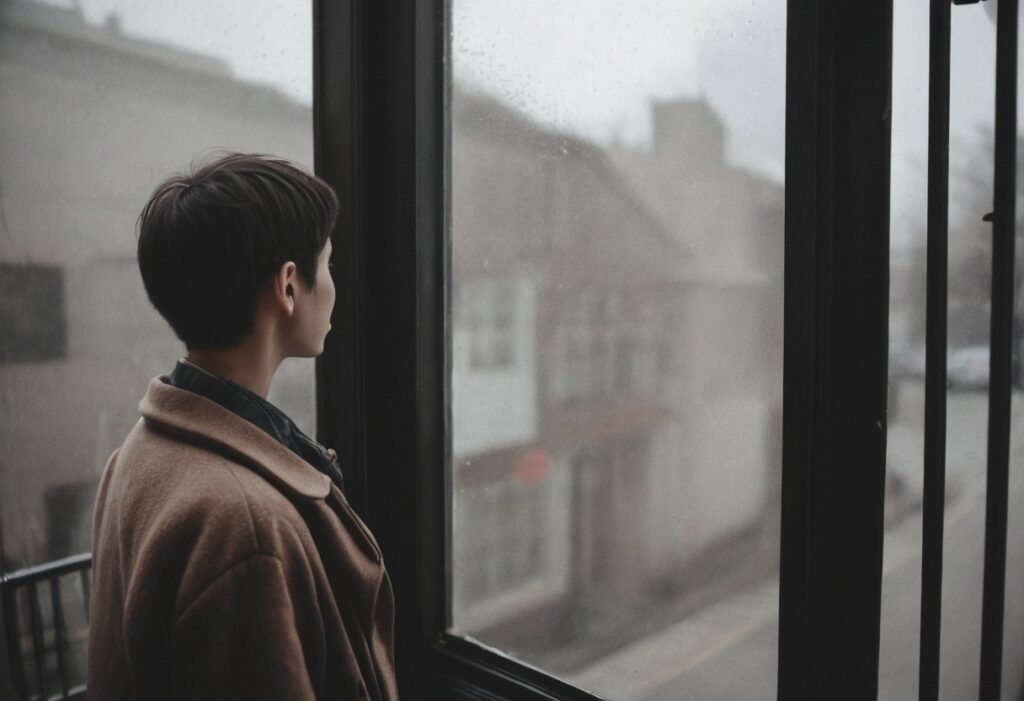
312, 0, 895, 699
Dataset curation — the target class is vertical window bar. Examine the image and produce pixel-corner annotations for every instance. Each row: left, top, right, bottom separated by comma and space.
919, 1, 952, 699
27, 581, 48, 699
979, 0, 1019, 697
79, 569, 90, 623
312, 0, 365, 514
778, 1, 893, 698
49, 576, 70, 698
1, 578, 29, 698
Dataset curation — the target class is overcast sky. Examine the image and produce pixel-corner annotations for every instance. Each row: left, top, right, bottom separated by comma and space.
36, 0, 1023, 247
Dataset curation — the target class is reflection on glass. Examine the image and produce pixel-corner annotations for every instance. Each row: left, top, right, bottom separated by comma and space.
0, 0, 314, 676
449, 1, 784, 697
881, 2, 1024, 699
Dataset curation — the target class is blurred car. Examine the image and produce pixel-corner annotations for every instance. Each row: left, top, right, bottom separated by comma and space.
892, 344, 989, 390
947, 345, 989, 390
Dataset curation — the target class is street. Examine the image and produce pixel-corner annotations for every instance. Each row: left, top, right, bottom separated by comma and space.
567, 387, 1024, 700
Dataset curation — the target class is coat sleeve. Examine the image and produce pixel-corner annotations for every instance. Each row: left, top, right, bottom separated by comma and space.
168, 553, 320, 700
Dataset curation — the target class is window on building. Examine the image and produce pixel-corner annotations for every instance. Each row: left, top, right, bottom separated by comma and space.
0, 263, 67, 364
452, 451, 571, 631
456, 277, 518, 371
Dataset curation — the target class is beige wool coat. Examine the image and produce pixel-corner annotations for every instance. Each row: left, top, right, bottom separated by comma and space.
88, 378, 398, 700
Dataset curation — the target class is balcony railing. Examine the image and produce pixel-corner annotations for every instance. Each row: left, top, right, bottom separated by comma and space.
1, 553, 91, 701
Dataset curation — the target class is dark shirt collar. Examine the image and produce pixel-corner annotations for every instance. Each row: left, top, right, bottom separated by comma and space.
165, 359, 345, 492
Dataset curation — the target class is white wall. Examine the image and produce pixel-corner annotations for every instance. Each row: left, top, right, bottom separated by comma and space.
452, 277, 538, 458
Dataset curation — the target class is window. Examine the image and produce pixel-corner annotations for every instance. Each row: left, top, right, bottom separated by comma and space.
5, 0, 1023, 697
328, 0, 945, 698
1, 6, 317, 692
455, 278, 519, 371
880, 2, 1024, 698
447, 2, 786, 696
0, 263, 67, 364
0, 0, 315, 572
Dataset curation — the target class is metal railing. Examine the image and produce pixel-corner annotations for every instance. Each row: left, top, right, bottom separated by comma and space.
1, 553, 91, 701
921, 1, 1019, 699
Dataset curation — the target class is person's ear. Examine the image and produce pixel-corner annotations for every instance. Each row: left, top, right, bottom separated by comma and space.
271, 261, 299, 317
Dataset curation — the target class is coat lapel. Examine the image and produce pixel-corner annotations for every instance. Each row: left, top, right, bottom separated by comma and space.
139, 377, 331, 501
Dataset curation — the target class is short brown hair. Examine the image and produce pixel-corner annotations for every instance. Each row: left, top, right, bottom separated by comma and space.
137, 152, 338, 349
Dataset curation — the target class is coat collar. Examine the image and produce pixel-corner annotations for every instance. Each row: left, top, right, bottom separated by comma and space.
139, 377, 331, 501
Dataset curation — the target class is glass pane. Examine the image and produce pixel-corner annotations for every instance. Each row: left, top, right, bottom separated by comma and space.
0, 0, 314, 573
881, 2, 1024, 698
449, 2, 785, 697
1005, 3, 1024, 695
879, 0, 931, 695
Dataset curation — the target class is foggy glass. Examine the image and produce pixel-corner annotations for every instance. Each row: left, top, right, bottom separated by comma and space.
881, 2, 1024, 698
1004, 5, 1024, 696
0, 0, 315, 583
449, 1, 784, 697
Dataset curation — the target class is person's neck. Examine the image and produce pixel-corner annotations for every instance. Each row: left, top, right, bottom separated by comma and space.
185, 336, 282, 399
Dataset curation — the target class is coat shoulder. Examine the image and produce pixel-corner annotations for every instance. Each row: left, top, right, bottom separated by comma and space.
97, 420, 320, 619
114, 419, 310, 529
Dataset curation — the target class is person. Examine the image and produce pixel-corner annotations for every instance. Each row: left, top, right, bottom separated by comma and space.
88, 152, 398, 700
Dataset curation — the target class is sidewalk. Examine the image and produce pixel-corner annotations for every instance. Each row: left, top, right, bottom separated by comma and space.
562, 389, 990, 701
